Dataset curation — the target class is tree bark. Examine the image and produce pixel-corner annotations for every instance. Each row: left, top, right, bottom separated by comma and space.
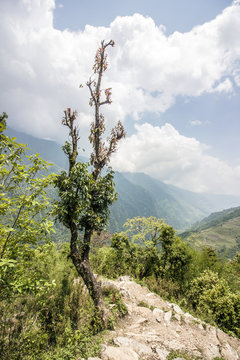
69, 221, 110, 326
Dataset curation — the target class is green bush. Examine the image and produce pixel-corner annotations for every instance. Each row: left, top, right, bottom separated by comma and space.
187, 270, 240, 336
0, 243, 102, 359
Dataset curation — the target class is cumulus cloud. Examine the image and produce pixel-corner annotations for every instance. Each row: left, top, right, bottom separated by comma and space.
1, 0, 240, 195
111, 123, 240, 196
0, 0, 240, 143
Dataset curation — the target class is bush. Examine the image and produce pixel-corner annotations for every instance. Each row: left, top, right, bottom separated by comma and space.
0, 243, 102, 359
187, 270, 240, 336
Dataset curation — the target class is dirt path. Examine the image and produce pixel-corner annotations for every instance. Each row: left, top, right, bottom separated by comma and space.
88, 276, 240, 360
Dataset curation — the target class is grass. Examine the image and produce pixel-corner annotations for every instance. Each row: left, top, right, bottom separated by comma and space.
186, 216, 240, 257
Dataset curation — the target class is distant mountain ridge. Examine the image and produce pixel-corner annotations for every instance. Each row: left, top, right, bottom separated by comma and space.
182, 206, 240, 233
6, 127, 87, 168
6, 127, 240, 232
110, 172, 240, 231
180, 206, 240, 258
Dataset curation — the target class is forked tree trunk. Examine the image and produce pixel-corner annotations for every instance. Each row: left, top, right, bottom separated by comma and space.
69, 221, 110, 326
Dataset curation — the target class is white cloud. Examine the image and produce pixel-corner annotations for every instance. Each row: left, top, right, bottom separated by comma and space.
190, 120, 203, 126
111, 123, 240, 196
1, 1, 240, 195
0, 0, 240, 143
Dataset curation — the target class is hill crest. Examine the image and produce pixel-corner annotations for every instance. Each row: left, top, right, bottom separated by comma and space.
92, 276, 240, 360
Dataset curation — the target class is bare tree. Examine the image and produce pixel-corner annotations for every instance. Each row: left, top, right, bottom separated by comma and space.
55, 40, 125, 325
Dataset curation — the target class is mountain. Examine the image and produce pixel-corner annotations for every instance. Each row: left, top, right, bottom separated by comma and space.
109, 172, 240, 231
6, 127, 87, 168
180, 206, 240, 258
6, 127, 240, 233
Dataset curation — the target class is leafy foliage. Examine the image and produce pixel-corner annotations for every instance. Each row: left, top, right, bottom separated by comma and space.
92, 216, 240, 337
0, 243, 102, 360
0, 113, 55, 300
54, 162, 116, 233
188, 270, 240, 336
0, 116, 104, 359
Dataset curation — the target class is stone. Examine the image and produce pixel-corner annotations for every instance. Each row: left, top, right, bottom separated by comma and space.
164, 310, 172, 324
131, 342, 152, 356
153, 308, 164, 317
191, 349, 203, 358
136, 317, 148, 325
155, 347, 169, 360
201, 344, 221, 360
102, 346, 138, 360
163, 339, 184, 351
183, 312, 194, 324
100, 280, 118, 290
221, 342, 239, 360
173, 313, 181, 322
152, 309, 164, 322
120, 288, 130, 298
114, 337, 152, 356
117, 276, 133, 282
146, 292, 155, 297
171, 304, 184, 315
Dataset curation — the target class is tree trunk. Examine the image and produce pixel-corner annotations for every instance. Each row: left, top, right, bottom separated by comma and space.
69, 222, 110, 326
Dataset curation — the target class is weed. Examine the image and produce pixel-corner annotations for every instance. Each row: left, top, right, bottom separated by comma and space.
138, 300, 149, 308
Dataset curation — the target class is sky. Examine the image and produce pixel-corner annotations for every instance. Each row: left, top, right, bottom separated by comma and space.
1, 0, 240, 195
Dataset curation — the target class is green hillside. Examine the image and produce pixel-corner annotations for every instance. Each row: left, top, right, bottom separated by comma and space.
181, 206, 240, 258
113, 172, 240, 231
6, 127, 240, 233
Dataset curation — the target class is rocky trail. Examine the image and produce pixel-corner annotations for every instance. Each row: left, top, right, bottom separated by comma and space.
87, 276, 240, 360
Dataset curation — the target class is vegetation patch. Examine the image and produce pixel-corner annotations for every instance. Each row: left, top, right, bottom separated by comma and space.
167, 349, 197, 359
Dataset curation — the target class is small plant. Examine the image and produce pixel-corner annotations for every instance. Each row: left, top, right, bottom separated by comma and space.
138, 300, 149, 308
167, 349, 196, 360
192, 319, 200, 325
103, 287, 128, 318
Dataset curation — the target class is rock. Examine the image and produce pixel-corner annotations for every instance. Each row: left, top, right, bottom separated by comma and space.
120, 288, 130, 298
88, 358, 102, 360
136, 317, 148, 325
146, 292, 155, 297
155, 347, 169, 360
93, 278, 240, 360
152, 309, 164, 323
102, 346, 138, 360
201, 344, 221, 360
100, 280, 118, 290
114, 337, 152, 356
191, 349, 203, 358
164, 310, 172, 324
183, 312, 194, 324
117, 276, 133, 282
173, 313, 181, 322
171, 304, 184, 315
221, 342, 239, 360
163, 339, 184, 351
153, 308, 164, 317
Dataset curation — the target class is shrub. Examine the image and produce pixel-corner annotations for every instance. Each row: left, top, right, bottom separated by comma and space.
187, 270, 240, 336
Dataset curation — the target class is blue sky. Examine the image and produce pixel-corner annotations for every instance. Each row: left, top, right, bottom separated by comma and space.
54, 0, 231, 34
1, 0, 240, 195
